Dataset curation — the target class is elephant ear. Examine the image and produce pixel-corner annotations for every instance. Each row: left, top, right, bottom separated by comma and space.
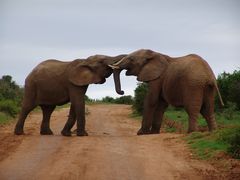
69, 65, 101, 86
137, 57, 169, 82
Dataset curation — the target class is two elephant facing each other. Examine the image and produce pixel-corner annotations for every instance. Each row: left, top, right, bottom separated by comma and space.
110, 49, 224, 135
15, 49, 223, 137
14, 54, 126, 136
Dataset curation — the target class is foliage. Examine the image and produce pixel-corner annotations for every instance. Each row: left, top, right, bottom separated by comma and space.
85, 95, 95, 103
186, 132, 228, 159
222, 101, 237, 120
0, 99, 19, 117
114, 95, 133, 105
217, 127, 240, 159
0, 112, 11, 124
132, 82, 148, 115
217, 70, 240, 110
0, 75, 23, 119
0, 75, 23, 103
100, 95, 133, 105
101, 96, 115, 103
186, 126, 240, 160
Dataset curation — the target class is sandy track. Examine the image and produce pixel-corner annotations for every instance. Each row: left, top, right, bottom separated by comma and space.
0, 104, 220, 180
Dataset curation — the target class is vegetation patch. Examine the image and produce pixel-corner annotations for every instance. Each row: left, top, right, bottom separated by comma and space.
0, 75, 23, 124
185, 132, 228, 159
0, 112, 12, 124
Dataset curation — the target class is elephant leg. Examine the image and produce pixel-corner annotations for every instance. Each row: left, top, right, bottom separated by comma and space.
151, 100, 168, 134
74, 100, 88, 136
200, 88, 217, 131
138, 81, 160, 135
61, 104, 76, 136
70, 86, 88, 136
40, 105, 56, 135
186, 111, 199, 133
185, 102, 202, 133
184, 87, 204, 133
14, 96, 37, 135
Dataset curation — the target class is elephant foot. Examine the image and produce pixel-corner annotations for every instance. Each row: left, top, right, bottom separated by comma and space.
14, 128, 24, 135
137, 128, 151, 135
61, 130, 72, 136
77, 130, 88, 136
40, 129, 53, 135
150, 129, 160, 134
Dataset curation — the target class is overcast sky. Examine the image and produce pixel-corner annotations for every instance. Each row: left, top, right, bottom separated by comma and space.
1, 0, 239, 99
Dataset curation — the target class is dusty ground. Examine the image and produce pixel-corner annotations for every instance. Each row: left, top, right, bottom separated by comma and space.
0, 104, 229, 180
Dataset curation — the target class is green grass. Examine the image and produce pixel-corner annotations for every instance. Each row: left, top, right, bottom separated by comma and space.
163, 108, 240, 160
0, 112, 12, 124
132, 107, 240, 159
164, 108, 240, 131
185, 132, 229, 159
0, 103, 71, 125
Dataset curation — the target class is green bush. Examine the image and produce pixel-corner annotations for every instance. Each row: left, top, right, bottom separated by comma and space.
101, 96, 116, 103
132, 83, 148, 115
115, 95, 133, 105
217, 127, 240, 159
0, 75, 23, 103
217, 70, 240, 110
222, 101, 237, 120
100, 95, 133, 105
0, 99, 20, 117
0, 112, 11, 124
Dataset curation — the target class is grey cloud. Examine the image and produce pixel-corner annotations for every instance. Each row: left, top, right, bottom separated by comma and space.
1, 0, 240, 98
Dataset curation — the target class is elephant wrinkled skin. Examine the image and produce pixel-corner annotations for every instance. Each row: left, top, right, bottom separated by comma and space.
111, 49, 224, 135
14, 54, 126, 136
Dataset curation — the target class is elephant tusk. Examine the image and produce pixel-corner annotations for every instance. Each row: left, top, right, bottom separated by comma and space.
108, 64, 120, 69
112, 57, 125, 66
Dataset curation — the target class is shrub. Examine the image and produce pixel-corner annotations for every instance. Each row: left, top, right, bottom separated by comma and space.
132, 83, 148, 115
115, 95, 133, 105
216, 70, 240, 110
101, 96, 115, 103
0, 75, 23, 102
222, 101, 237, 120
217, 127, 240, 159
0, 99, 20, 117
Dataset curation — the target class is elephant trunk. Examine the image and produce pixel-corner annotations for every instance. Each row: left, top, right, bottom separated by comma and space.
113, 69, 124, 95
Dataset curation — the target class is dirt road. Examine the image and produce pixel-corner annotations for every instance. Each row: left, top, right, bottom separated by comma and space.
0, 104, 220, 180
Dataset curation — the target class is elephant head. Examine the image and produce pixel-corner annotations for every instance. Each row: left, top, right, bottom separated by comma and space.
109, 49, 170, 95
68, 54, 127, 87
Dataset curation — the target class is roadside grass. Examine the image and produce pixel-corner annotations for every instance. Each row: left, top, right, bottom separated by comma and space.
131, 107, 240, 160
0, 112, 12, 124
185, 132, 229, 159
0, 103, 71, 125
164, 108, 240, 160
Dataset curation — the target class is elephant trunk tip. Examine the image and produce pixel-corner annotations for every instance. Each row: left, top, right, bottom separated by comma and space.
117, 90, 124, 95
113, 69, 124, 96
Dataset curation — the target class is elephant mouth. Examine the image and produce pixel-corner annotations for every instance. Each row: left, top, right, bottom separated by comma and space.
126, 69, 134, 76
105, 72, 112, 78
97, 78, 106, 84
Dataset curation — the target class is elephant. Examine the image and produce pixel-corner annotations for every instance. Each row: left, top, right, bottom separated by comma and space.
14, 54, 126, 136
109, 49, 224, 135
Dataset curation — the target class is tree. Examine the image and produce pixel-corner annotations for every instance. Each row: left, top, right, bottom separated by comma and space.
0, 75, 23, 102
132, 83, 148, 115
101, 96, 115, 103
115, 95, 133, 105
0, 75, 23, 117
217, 70, 240, 110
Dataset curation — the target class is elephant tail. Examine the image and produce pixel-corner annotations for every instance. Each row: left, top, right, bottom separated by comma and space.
214, 81, 224, 107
